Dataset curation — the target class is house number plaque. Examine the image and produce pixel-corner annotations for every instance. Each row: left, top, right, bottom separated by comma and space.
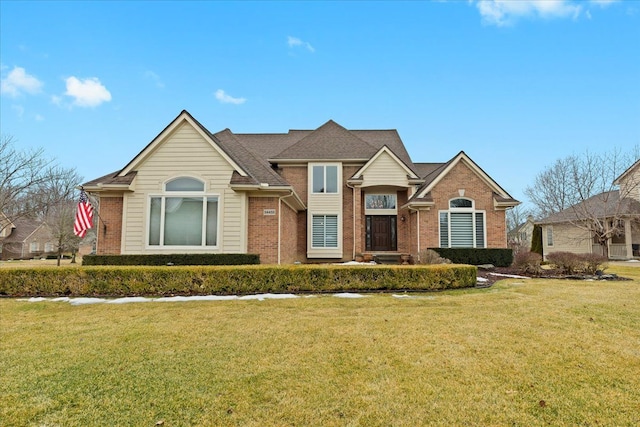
263, 209, 276, 216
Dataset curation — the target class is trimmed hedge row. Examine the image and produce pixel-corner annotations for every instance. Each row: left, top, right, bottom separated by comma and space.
0, 264, 477, 297
82, 253, 260, 266
430, 248, 513, 267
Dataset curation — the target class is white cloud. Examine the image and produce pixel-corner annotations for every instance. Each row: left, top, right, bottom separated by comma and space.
589, 0, 618, 7
287, 36, 315, 53
64, 76, 112, 107
215, 89, 246, 105
1, 66, 43, 97
474, 0, 583, 26
144, 70, 165, 88
35, 114, 44, 121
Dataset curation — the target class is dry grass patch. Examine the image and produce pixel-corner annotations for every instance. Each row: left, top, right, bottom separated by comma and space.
1, 265, 639, 426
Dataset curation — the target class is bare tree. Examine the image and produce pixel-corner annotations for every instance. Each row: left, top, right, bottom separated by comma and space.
46, 199, 95, 265
525, 146, 640, 255
0, 134, 82, 234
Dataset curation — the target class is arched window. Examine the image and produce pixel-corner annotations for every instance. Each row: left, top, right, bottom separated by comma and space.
439, 198, 486, 248
148, 177, 219, 247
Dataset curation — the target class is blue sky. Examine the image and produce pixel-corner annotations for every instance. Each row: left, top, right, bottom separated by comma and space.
1, 0, 638, 206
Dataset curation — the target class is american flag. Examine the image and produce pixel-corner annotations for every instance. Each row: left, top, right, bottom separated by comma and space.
74, 190, 94, 238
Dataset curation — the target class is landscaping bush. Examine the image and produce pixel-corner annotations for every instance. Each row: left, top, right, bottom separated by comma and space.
0, 264, 477, 297
578, 253, 608, 275
546, 252, 608, 275
82, 253, 260, 266
430, 248, 513, 267
546, 252, 582, 274
512, 251, 543, 275
416, 249, 451, 265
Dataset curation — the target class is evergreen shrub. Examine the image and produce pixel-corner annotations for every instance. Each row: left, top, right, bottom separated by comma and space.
430, 248, 513, 267
82, 253, 260, 266
0, 264, 477, 297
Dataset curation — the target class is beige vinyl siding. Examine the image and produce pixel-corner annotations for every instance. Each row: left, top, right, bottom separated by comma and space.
307, 163, 342, 258
542, 223, 592, 259
122, 122, 246, 254
620, 168, 640, 202
360, 151, 411, 188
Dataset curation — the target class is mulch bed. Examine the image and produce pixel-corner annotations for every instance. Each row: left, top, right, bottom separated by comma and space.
475, 266, 630, 287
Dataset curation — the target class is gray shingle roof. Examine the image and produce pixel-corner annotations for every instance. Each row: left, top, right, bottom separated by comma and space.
537, 190, 640, 224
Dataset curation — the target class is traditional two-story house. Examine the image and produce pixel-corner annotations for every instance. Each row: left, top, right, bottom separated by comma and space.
82, 110, 518, 264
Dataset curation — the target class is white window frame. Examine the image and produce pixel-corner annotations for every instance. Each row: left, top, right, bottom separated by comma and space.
547, 226, 554, 246
364, 193, 398, 216
146, 177, 220, 249
311, 164, 340, 194
29, 242, 39, 253
439, 198, 486, 248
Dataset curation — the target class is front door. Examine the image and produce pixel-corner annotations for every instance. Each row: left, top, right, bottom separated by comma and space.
366, 215, 397, 251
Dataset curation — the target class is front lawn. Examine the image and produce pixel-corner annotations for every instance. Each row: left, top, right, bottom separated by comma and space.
1, 265, 639, 426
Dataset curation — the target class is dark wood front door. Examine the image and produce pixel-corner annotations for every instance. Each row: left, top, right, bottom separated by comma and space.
366, 215, 397, 251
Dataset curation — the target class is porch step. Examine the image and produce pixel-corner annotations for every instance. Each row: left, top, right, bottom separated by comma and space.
373, 254, 404, 265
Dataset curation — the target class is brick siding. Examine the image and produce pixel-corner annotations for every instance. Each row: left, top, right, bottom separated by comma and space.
418, 161, 507, 250
97, 196, 123, 255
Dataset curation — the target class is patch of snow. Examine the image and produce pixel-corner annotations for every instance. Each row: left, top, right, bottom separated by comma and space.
333, 261, 376, 265
476, 277, 489, 283
392, 294, 413, 299
154, 295, 237, 302
70, 297, 107, 306
626, 259, 640, 263
333, 293, 367, 298
238, 293, 298, 301
107, 297, 153, 304
488, 272, 530, 279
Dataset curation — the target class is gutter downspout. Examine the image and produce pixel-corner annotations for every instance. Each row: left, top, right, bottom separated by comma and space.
346, 182, 357, 260
408, 206, 420, 261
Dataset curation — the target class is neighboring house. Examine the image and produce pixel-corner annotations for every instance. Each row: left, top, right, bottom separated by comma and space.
82, 110, 519, 264
0, 218, 57, 260
508, 215, 535, 251
537, 159, 640, 260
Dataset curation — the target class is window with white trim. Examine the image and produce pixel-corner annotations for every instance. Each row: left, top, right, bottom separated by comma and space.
547, 226, 554, 246
312, 215, 338, 248
45, 242, 54, 252
439, 198, 485, 248
312, 165, 338, 194
148, 177, 219, 247
30, 242, 39, 253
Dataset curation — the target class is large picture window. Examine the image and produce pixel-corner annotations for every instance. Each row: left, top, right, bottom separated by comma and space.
148, 177, 219, 247
439, 198, 485, 248
312, 165, 338, 194
312, 215, 338, 248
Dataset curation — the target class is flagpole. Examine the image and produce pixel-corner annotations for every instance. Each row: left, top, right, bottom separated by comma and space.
80, 187, 108, 236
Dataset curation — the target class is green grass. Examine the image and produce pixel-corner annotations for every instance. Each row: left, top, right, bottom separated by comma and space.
1, 265, 639, 426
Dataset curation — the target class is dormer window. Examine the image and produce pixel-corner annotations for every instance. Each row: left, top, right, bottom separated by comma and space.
148, 177, 219, 247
